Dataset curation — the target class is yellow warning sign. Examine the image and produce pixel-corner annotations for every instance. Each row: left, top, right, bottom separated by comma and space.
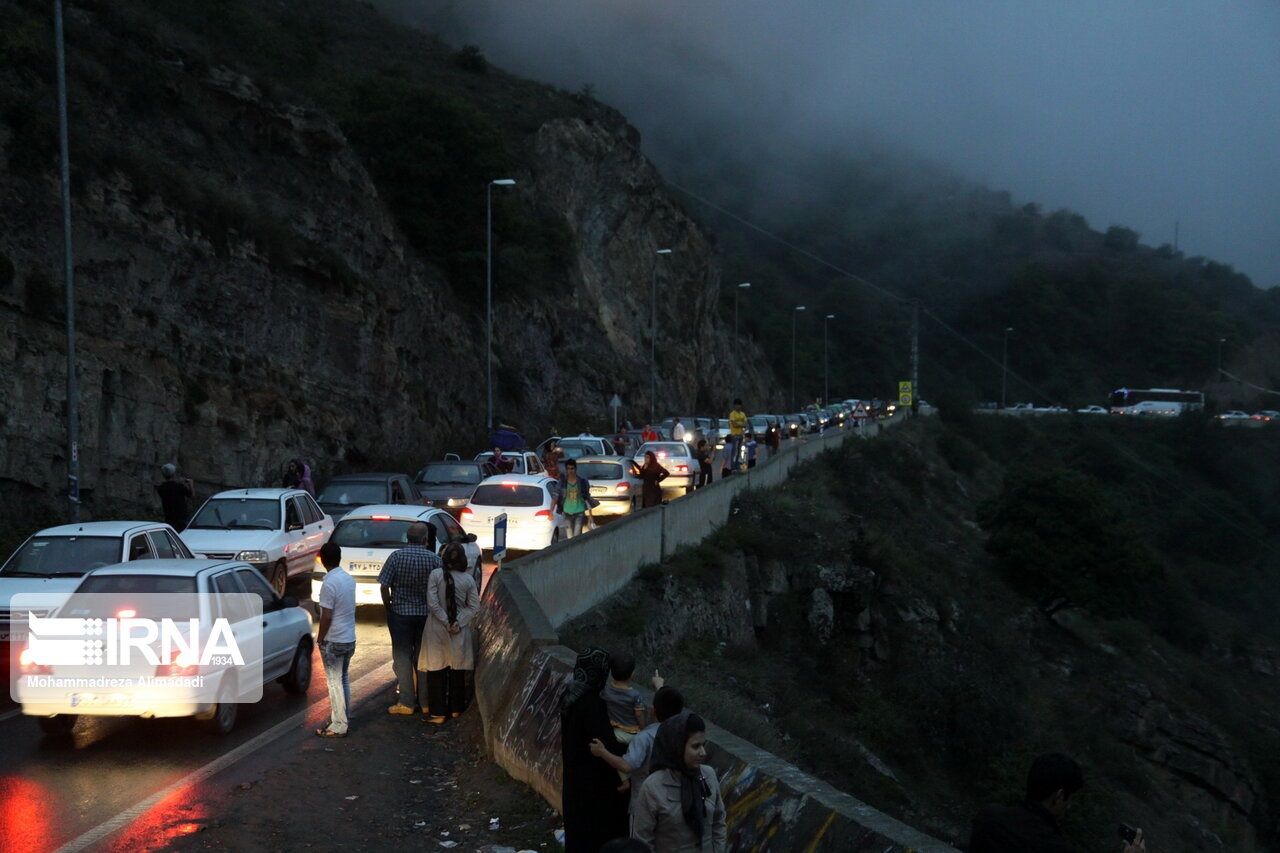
898, 381, 913, 407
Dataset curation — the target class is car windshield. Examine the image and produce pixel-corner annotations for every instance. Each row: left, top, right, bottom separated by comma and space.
418, 464, 482, 486
317, 481, 386, 506
0, 535, 121, 578
557, 441, 598, 458
332, 517, 417, 548
639, 443, 690, 458
187, 498, 281, 530
475, 453, 527, 474
62, 575, 200, 619
470, 484, 545, 507
575, 462, 623, 480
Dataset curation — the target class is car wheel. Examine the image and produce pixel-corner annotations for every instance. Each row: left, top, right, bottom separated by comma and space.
37, 714, 77, 736
282, 637, 313, 695
201, 677, 239, 735
269, 560, 288, 597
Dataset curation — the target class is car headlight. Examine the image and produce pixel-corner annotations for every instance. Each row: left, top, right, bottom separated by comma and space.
447, 498, 467, 507
235, 550, 269, 563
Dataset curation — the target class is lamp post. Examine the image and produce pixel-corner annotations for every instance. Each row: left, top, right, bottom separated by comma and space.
54, 0, 79, 521
1217, 337, 1227, 380
485, 178, 516, 434
824, 314, 835, 406
1001, 327, 1014, 409
791, 305, 806, 410
733, 282, 750, 340
650, 248, 673, 423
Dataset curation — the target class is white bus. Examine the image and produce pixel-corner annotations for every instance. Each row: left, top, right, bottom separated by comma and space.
1109, 388, 1204, 416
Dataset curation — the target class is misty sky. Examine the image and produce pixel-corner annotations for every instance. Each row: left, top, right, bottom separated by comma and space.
389, 1, 1280, 286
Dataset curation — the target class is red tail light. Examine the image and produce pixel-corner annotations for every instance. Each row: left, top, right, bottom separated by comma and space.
615, 482, 630, 492
460, 507, 474, 517
18, 646, 52, 676
676, 465, 689, 473
534, 509, 552, 518
157, 648, 199, 678
370, 515, 391, 521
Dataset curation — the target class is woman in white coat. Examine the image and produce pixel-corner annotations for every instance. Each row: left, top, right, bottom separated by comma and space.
418, 543, 480, 724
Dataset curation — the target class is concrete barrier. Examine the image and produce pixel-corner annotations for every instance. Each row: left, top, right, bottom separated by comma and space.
473, 415, 952, 850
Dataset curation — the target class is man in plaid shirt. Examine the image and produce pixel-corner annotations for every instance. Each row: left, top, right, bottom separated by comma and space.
379, 522, 440, 714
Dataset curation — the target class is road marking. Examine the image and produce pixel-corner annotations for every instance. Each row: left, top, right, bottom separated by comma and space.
52, 659, 394, 853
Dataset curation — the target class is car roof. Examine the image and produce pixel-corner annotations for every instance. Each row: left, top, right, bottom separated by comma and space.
324, 473, 405, 481
87, 558, 243, 577
337, 504, 440, 522
210, 488, 308, 500
559, 435, 606, 442
35, 521, 168, 538
573, 455, 628, 464
475, 450, 534, 457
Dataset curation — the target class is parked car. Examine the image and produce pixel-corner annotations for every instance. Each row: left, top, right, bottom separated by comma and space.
15, 559, 313, 735
310, 505, 484, 603
0, 521, 194, 648
474, 450, 546, 476
180, 489, 333, 595
748, 415, 772, 437
1217, 410, 1251, 422
415, 460, 487, 515
1076, 405, 1109, 415
462, 474, 564, 552
315, 473, 418, 522
556, 435, 621, 459
634, 442, 697, 494
574, 456, 642, 517
1250, 410, 1279, 423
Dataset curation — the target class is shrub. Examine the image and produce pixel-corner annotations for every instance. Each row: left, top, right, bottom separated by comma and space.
1103, 225, 1140, 252
451, 44, 488, 74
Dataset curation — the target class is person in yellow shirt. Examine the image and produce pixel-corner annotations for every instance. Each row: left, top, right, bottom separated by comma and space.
727, 399, 748, 473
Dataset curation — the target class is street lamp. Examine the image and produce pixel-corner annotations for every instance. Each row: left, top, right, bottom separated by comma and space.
824, 314, 835, 406
486, 178, 516, 434
650, 248, 673, 422
733, 282, 750, 340
1001, 327, 1014, 409
791, 305, 806, 410
54, 0, 79, 521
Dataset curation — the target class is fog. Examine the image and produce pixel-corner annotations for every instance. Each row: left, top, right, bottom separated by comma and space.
385, 1, 1280, 286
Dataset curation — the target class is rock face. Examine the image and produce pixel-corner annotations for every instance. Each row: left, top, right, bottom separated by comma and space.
0, 42, 772, 527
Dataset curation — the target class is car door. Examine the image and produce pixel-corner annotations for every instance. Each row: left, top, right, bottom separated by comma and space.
235, 568, 293, 678
210, 570, 262, 698
283, 497, 308, 575
126, 533, 155, 561
300, 494, 329, 562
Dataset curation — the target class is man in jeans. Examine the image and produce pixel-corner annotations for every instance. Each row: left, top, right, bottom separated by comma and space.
316, 541, 356, 737
727, 399, 748, 474
378, 522, 439, 714
557, 459, 599, 539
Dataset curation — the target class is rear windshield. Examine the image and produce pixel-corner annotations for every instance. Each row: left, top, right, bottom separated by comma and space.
557, 441, 599, 458
188, 498, 281, 531
418, 464, 482, 486
332, 518, 416, 548
639, 443, 690, 458
575, 462, 623, 481
317, 481, 386, 506
62, 575, 200, 619
0, 535, 121, 578
470, 484, 545, 507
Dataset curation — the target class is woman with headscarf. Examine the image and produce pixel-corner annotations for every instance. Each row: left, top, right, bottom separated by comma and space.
636, 451, 669, 509
418, 543, 480, 723
561, 647, 629, 852
632, 711, 726, 852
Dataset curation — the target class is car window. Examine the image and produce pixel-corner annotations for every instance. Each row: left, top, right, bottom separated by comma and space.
303, 495, 324, 524
188, 498, 281, 531
316, 481, 386, 507
429, 516, 450, 551
235, 568, 277, 609
0, 535, 121, 578
470, 484, 546, 507
418, 464, 483, 486
526, 455, 543, 474
128, 534, 155, 561
390, 480, 406, 504
212, 571, 250, 622
149, 531, 177, 559
166, 530, 192, 558
285, 498, 303, 529
439, 514, 464, 542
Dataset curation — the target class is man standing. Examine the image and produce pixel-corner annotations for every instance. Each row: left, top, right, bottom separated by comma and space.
727, 399, 748, 474
316, 541, 356, 737
155, 463, 195, 531
378, 522, 439, 714
671, 417, 686, 444
557, 459, 599, 539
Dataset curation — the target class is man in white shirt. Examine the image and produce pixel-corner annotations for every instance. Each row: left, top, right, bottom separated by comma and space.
316, 541, 357, 737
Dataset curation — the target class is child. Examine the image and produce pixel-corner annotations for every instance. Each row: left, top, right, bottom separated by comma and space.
602, 652, 647, 783
745, 432, 759, 469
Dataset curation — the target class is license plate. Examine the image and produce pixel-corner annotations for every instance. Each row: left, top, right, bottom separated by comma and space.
590, 486, 607, 495
70, 693, 133, 708
348, 561, 382, 574
0, 627, 26, 643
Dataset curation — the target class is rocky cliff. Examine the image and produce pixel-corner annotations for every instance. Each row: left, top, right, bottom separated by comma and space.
0, 0, 774, 528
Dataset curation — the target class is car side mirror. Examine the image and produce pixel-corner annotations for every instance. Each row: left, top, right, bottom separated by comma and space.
287, 522, 304, 532
464, 533, 478, 543
280, 595, 299, 609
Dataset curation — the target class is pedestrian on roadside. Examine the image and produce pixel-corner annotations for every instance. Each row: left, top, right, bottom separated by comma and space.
561, 647, 629, 852
726, 399, 748, 474
672, 417, 686, 444
631, 711, 727, 852
155, 463, 195, 531
613, 433, 628, 456
315, 541, 356, 738
557, 459, 600, 539
637, 451, 669, 508
744, 433, 759, 469
592, 685, 685, 817
378, 522, 440, 715
282, 458, 316, 496
543, 440, 562, 479
642, 423, 660, 443
419, 542, 480, 724
695, 440, 713, 489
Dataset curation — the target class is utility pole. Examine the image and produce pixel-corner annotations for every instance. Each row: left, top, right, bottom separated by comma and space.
1001, 327, 1013, 409
650, 248, 673, 423
791, 305, 805, 410
734, 282, 750, 400
909, 300, 920, 415
1217, 337, 1227, 380
485, 178, 516, 434
55, 0, 79, 521
1174, 219, 1180, 253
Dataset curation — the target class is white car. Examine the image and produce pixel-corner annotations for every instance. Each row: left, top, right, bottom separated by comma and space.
0, 521, 193, 646
1217, 410, 1251, 422
16, 559, 313, 736
310, 505, 484, 604
1076, 405, 1109, 415
474, 451, 546, 476
574, 456, 643, 517
180, 489, 332, 596
462, 474, 564, 551
555, 435, 621, 459
634, 442, 697, 494
1128, 400, 1180, 416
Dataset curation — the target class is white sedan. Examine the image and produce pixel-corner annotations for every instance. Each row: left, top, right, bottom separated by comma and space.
1076, 405, 1109, 415
634, 442, 697, 494
310, 505, 484, 603
462, 474, 565, 551
1218, 410, 1251, 422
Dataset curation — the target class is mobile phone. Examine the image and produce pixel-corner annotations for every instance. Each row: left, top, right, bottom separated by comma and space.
1119, 823, 1138, 844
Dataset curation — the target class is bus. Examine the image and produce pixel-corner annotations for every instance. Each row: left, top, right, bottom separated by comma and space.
1109, 388, 1204, 415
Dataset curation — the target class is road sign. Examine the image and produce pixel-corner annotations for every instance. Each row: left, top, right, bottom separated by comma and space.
898, 381, 913, 407
492, 513, 508, 563
609, 393, 622, 433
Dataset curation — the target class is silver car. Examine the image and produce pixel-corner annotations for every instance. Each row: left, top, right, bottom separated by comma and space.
573, 456, 643, 516
634, 442, 697, 494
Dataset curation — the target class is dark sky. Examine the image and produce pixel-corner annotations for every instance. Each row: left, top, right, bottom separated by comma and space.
384, 1, 1280, 286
